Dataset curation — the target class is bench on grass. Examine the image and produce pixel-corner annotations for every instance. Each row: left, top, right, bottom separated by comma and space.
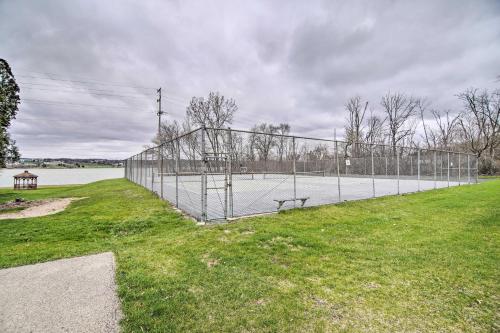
274, 197, 309, 210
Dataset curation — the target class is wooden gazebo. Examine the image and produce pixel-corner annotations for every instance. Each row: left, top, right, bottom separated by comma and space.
13, 170, 38, 190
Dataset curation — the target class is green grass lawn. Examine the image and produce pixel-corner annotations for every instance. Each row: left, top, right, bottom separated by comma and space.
0, 179, 498, 332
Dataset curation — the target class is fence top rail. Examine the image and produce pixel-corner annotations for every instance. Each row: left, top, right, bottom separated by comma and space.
125, 126, 476, 160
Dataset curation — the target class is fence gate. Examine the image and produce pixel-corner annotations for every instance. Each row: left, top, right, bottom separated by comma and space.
203, 149, 231, 221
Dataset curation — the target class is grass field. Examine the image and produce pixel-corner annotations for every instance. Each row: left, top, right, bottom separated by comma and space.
0, 179, 498, 332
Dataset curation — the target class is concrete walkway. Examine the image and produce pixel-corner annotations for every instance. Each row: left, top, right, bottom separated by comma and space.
0, 252, 122, 333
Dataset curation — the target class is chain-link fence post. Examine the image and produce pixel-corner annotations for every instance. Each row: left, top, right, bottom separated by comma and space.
417, 148, 421, 192
128, 156, 134, 181
410, 155, 413, 177
139, 152, 143, 187
131, 156, 134, 182
135, 155, 138, 184
223, 130, 228, 219
175, 139, 180, 207
159, 145, 163, 199
371, 144, 375, 197
396, 150, 400, 195
467, 154, 470, 184
475, 156, 479, 183
458, 153, 461, 186
227, 128, 234, 218
150, 149, 154, 191
292, 137, 297, 208
145, 150, 148, 188
385, 155, 388, 177
433, 150, 437, 189
147, 150, 150, 189
201, 126, 207, 222
447, 152, 450, 187
335, 140, 341, 202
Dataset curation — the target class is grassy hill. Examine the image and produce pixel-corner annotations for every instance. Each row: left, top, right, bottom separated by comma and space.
0, 179, 498, 332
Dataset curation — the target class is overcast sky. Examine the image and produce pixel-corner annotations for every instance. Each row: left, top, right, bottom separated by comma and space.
1, 0, 499, 159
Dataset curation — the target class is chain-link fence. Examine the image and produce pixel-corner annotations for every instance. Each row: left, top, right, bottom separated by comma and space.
124, 127, 478, 222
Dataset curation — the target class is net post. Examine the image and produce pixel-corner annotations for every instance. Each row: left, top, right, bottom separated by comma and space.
160, 145, 164, 199
447, 151, 450, 187
175, 139, 180, 207
201, 126, 207, 222
396, 149, 400, 195
433, 150, 437, 189
458, 152, 461, 186
467, 154, 470, 184
371, 143, 375, 197
292, 137, 297, 208
417, 148, 421, 192
227, 128, 234, 218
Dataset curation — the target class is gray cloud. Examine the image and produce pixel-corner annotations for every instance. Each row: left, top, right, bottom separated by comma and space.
0, 0, 499, 158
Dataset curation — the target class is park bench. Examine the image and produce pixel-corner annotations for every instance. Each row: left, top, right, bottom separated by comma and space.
274, 197, 309, 210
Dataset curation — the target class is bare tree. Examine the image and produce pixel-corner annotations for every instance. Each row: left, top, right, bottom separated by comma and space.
275, 123, 290, 161
457, 88, 500, 158
246, 132, 257, 161
365, 114, 385, 145
419, 98, 459, 150
431, 109, 458, 150
344, 96, 368, 156
252, 123, 277, 163
418, 99, 433, 149
307, 144, 329, 160
155, 120, 180, 144
380, 92, 419, 154
178, 118, 201, 171
186, 92, 237, 157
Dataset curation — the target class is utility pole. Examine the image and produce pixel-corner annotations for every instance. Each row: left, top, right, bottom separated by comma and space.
157, 88, 164, 139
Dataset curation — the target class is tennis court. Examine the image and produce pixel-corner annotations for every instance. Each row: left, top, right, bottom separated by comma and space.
125, 127, 477, 222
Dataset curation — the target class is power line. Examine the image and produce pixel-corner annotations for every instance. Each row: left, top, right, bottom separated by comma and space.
22, 98, 152, 110
20, 86, 156, 99
20, 98, 187, 119
18, 82, 189, 104
16, 73, 156, 90
18, 82, 156, 95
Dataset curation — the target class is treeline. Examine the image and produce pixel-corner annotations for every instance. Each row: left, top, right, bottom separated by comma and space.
153, 92, 295, 165
343, 89, 499, 174
154, 88, 499, 174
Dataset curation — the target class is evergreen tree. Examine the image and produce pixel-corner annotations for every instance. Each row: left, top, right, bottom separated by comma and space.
0, 58, 20, 167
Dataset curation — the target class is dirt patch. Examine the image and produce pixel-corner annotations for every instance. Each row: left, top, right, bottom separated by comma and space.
0, 198, 85, 220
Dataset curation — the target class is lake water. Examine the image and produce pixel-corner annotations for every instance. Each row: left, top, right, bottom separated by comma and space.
0, 168, 124, 188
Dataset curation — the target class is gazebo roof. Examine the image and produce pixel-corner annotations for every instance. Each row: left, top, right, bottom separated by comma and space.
14, 170, 38, 178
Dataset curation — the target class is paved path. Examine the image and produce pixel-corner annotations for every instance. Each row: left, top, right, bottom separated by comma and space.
0, 252, 122, 333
